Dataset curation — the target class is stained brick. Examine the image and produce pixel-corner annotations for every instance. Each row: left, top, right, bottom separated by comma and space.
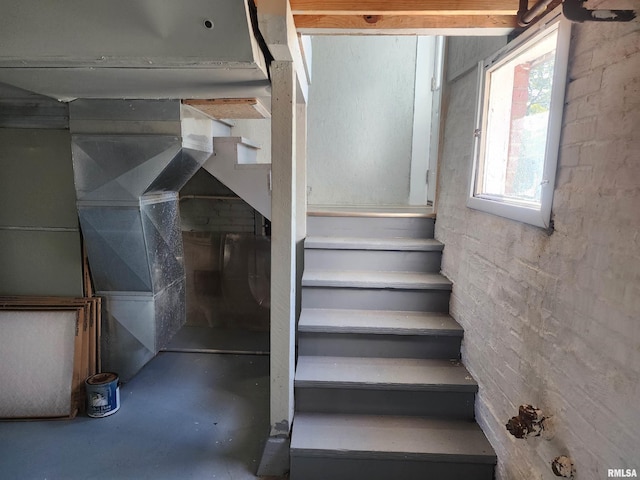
561, 117, 598, 145
436, 23, 640, 480
565, 67, 604, 102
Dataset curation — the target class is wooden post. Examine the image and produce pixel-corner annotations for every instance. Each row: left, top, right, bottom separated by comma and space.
269, 59, 297, 438
256, 59, 297, 477
257, 1, 309, 474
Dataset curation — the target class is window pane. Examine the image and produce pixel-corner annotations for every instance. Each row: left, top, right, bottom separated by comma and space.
479, 30, 558, 205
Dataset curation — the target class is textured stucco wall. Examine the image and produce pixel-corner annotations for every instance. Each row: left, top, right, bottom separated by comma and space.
436, 23, 640, 479
307, 36, 417, 206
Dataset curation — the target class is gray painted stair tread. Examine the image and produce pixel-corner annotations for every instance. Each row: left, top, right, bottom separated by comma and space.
302, 270, 452, 290
298, 309, 462, 336
295, 356, 477, 391
305, 236, 443, 251
291, 413, 496, 463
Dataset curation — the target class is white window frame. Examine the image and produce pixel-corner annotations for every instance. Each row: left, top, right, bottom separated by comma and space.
468, 10, 571, 228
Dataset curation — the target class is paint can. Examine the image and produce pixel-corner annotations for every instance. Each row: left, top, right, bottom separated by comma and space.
85, 372, 120, 418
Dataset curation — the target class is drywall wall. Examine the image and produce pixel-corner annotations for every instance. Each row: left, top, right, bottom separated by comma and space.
0, 128, 83, 296
307, 36, 417, 206
435, 24, 640, 479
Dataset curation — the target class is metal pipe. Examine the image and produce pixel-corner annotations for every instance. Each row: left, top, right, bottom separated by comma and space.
518, 0, 637, 25
518, 0, 555, 26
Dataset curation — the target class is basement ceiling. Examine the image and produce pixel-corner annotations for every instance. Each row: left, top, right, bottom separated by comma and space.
278, 0, 521, 33
0, 0, 534, 103
287, 0, 639, 33
0, 0, 270, 101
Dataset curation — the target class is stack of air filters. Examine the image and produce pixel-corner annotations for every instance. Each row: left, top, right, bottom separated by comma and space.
0, 296, 101, 420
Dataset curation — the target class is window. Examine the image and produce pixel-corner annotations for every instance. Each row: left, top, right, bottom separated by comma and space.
469, 12, 571, 228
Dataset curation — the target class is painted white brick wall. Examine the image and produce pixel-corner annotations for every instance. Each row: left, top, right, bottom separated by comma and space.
436, 22, 640, 479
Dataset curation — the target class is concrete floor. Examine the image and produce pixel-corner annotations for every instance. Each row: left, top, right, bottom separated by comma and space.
164, 327, 269, 355
0, 352, 276, 480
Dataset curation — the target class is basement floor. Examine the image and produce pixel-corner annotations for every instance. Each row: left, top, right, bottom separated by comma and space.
164, 326, 270, 355
0, 351, 278, 480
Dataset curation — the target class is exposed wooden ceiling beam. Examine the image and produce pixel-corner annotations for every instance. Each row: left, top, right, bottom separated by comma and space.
288, 0, 519, 16
294, 14, 519, 31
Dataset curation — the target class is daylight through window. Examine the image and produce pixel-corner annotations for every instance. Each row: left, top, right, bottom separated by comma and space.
469, 13, 570, 228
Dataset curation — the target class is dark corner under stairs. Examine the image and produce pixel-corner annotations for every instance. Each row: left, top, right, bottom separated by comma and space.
290, 207, 496, 480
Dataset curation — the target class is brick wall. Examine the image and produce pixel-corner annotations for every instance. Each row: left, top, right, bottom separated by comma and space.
436, 22, 640, 479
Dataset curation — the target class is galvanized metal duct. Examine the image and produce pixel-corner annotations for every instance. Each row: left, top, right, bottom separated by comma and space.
70, 100, 213, 380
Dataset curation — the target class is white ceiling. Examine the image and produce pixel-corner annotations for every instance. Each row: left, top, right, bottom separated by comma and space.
0, 0, 270, 101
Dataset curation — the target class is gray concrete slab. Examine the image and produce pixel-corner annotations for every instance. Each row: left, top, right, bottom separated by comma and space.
163, 326, 270, 355
0, 352, 274, 480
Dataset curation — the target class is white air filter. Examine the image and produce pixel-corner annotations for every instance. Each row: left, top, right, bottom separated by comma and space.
0, 310, 78, 418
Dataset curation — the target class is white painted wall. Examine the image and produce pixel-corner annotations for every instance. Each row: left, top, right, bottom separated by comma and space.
436, 24, 640, 479
307, 36, 418, 206
231, 119, 272, 165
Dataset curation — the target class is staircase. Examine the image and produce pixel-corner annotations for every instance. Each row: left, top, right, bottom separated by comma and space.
291, 211, 496, 480
195, 115, 272, 220
204, 135, 271, 220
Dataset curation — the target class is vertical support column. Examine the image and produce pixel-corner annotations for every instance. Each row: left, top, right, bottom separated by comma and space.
258, 60, 297, 477
270, 59, 297, 438
257, 1, 310, 474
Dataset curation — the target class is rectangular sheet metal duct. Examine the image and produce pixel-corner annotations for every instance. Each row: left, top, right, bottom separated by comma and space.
71, 100, 213, 380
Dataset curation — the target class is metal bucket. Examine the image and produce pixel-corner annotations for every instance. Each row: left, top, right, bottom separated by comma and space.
85, 372, 120, 418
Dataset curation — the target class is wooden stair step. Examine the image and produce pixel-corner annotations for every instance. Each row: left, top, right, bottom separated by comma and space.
295, 356, 477, 391
306, 215, 435, 239
302, 270, 452, 290
305, 236, 444, 251
291, 413, 496, 463
298, 308, 462, 336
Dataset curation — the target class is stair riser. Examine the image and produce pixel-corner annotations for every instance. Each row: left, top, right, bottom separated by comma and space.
307, 216, 435, 239
295, 388, 475, 419
290, 456, 495, 480
301, 287, 451, 312
304, 249, 443, 273
298, 333, 461, 359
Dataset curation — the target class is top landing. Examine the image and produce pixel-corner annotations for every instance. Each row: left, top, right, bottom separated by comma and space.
307, 205, 435, 218
306, 206, 435, 239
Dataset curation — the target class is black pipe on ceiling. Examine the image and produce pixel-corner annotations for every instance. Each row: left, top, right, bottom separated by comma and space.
517, 0, 637, 26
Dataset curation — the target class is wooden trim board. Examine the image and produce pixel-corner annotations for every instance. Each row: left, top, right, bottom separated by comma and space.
182, 98, 271, 119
